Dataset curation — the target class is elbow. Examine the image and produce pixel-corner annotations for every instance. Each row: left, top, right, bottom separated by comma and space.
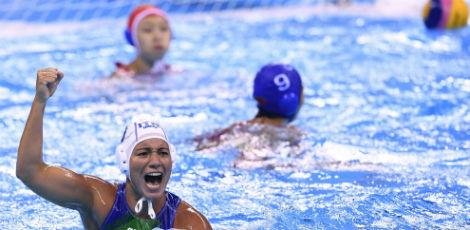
16, 166, 39, 186
15, 159, 38, 184
16, 158, 24, 180
16, 164, 29, 183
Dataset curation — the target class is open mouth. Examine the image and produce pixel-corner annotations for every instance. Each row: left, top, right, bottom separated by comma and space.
144, 172, 163, 185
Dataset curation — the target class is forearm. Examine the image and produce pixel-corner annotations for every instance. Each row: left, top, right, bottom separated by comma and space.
16, 96, 47, 181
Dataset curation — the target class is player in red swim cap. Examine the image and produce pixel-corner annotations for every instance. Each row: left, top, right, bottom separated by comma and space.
111, 4, 172, 78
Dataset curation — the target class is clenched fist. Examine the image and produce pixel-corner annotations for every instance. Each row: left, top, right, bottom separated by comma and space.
35, 68, 64, 103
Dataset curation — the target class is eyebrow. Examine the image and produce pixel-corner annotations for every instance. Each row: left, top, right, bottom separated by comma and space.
135, 147, 169, 151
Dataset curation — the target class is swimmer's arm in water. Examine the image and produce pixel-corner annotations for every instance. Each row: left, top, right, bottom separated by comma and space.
16, 68, 97, 210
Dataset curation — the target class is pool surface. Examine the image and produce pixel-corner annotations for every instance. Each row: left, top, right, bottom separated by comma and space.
0, 0, 469, 229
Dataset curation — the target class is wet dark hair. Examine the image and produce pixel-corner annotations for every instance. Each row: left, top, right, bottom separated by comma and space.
255, 106, 297, 122
254, 89, 303, 122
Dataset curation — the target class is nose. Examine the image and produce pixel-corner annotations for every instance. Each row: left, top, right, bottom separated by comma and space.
153, 30, 163, 41
147, 151, 163, 166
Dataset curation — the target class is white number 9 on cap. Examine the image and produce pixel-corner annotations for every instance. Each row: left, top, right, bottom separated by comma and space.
274, 74, 290, 91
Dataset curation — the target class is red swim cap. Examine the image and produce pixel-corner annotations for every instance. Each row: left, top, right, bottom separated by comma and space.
125, 4, 169, 47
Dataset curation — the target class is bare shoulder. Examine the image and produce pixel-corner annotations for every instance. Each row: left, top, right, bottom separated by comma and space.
174, 200, 212, 230
83, 175, 117, 194
109, 62, 135, 79
82, 175, 119, 221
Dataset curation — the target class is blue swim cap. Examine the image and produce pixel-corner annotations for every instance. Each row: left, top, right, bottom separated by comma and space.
253, 63, 303, 120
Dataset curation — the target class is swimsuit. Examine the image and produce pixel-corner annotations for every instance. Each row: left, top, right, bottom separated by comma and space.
100, 183, 181, 230
114, 61, 169, 78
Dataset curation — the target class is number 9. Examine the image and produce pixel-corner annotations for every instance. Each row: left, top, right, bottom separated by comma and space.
273, 74, 290, 91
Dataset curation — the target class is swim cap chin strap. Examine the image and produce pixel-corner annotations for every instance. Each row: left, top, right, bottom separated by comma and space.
135, 197, 156, 219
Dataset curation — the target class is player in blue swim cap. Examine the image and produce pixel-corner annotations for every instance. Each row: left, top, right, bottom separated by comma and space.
253, 63, 303, 122
195, 63, 304, 151
17, 68, 212, 229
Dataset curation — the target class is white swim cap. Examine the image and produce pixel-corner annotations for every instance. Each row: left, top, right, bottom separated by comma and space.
115, 114, 175, 176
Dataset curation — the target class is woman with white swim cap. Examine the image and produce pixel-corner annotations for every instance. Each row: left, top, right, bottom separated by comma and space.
17, 67, 212, 229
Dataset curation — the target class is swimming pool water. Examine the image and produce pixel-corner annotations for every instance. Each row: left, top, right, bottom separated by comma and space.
1, 2, 469, 229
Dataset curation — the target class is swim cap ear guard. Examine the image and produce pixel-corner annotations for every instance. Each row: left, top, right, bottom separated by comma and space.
124, 28, 134, 46
115, 115, 177, 176
278, 92, 300, 118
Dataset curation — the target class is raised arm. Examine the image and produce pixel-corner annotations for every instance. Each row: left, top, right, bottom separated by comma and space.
16, 68, 95, 210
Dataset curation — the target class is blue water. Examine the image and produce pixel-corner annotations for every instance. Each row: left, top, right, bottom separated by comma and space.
1, 2, 470, 229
